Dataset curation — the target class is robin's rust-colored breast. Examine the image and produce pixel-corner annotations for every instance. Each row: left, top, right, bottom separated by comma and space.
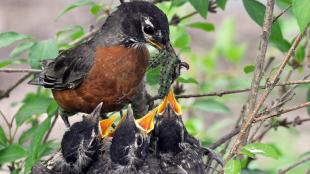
52, 46, 149, 113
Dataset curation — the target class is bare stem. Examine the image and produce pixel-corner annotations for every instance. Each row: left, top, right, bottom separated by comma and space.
0, 73, 32, 99
278, 157, 310, 174
228, 0, 276, 159
272, 5, 292, 23
0, 68, 41, 73
254, 102, 310, 122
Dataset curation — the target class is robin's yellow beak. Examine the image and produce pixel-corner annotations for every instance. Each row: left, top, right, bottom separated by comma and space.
157, 89, 182, 116
98, 114, 118, 138
147, 38, 164, 50
136, 107, 157, 134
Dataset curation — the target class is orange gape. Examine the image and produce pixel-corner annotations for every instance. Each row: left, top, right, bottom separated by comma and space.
52, 46, 149, 113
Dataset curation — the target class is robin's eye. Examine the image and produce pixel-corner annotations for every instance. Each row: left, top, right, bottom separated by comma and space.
136, 134, 144, 147
143, 25, 155, 35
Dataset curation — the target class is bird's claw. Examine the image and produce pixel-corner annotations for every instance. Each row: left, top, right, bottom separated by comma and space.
173, 60, 189, 81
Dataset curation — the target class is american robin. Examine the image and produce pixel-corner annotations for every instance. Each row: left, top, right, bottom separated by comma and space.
29, 1, 180, 127
152, 90, 206, 174
39, 103, 117, 174
87, 106, 156, 174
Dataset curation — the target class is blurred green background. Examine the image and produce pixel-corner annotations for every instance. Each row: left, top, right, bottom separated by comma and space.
0, 0, 309, 173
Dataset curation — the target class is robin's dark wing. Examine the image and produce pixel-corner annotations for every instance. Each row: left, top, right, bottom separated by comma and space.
29, 40, 96, 90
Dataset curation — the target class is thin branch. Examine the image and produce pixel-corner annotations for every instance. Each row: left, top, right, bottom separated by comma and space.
43, 112, 59, 143
272, 5, 292, 23
0, 68, 41, 73
209, 128, 240, 149
278, 157, 310, 174
68, 27, 99, 47
0, 73, 32, 99
228, 0, 276, 159
229, 22, 310, 159
254, 102, 310, 122
0, 110, 11, 129
149, 79, 310, 101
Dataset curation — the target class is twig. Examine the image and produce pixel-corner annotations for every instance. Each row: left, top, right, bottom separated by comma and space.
230, 22, 309, 159
68, 28, 99, 47
0, 73, 32, 99
254, 102, 310, 122
278, 157, 310, 174
272, 5, 292, 23
169, 0, 217, 25
209, 128, 240, 149
0, 110, 11, 129
149, 79, 310, 102
0, 68, 41, 73
228, 0, 276, 159
43, 112, 59, 143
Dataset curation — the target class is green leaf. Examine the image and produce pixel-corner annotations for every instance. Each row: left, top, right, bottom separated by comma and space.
0, 59, 13, 68
177, 76, 199, 84
188, 22, 215, 32
243, 64, 255, 74
146, 67, 160, 86
242, 143, 281, 159
307, 87, 310, 117
189, 0, 209, 18
15, 95, 53, 126
0, 32, 31, 48
224, 159, 241, 174
57, 26, 85, 47
171, 0, 188, 7
243, 0, 290, 52
295, 46, 305, 63
240, 148, 256, 158
217, 0, 228, 10
193, 99, 231, 114
293, 0, 310, 32
57, 0, 95, 19
90, 4, 102, 15
47, 100, 58, 117
24, 117, 52, 173
28, 39, 59, 69
10, 42, 34, 58
37, 140, 58, 158
0, 144, 27, 164
0, 126, 8, 146
170, 26, 191, 49
18, 126, 37, 145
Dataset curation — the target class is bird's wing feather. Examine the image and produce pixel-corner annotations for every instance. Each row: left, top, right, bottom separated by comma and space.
29, 40, 96, 90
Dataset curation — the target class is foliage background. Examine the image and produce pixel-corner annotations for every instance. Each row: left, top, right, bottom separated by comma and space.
0, 0, 309, 173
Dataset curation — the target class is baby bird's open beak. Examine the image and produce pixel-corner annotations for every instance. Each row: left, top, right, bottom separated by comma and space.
136, 107, 157, 134
158, 89, 182, 116
99, 114, 118, 138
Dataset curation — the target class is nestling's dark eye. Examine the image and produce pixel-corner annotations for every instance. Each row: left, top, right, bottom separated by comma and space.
143, 25, 155, 35
136, 134, 144, 147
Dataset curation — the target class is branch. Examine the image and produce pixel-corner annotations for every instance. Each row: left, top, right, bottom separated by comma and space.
43, 112, 59, 143
229, 22, 310, 159
0, 68, 41, 73
228, 0, 276, 159
278, 157, 310, 174
254, 102, 310, 122
209, 128, 240, 149
68, 27, 99, 47
0, 73, 32, 99
272, 5, 292, 23
148, 79, 310, 102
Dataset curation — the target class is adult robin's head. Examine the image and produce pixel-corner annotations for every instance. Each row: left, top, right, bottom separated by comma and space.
103, 1, 173, 52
